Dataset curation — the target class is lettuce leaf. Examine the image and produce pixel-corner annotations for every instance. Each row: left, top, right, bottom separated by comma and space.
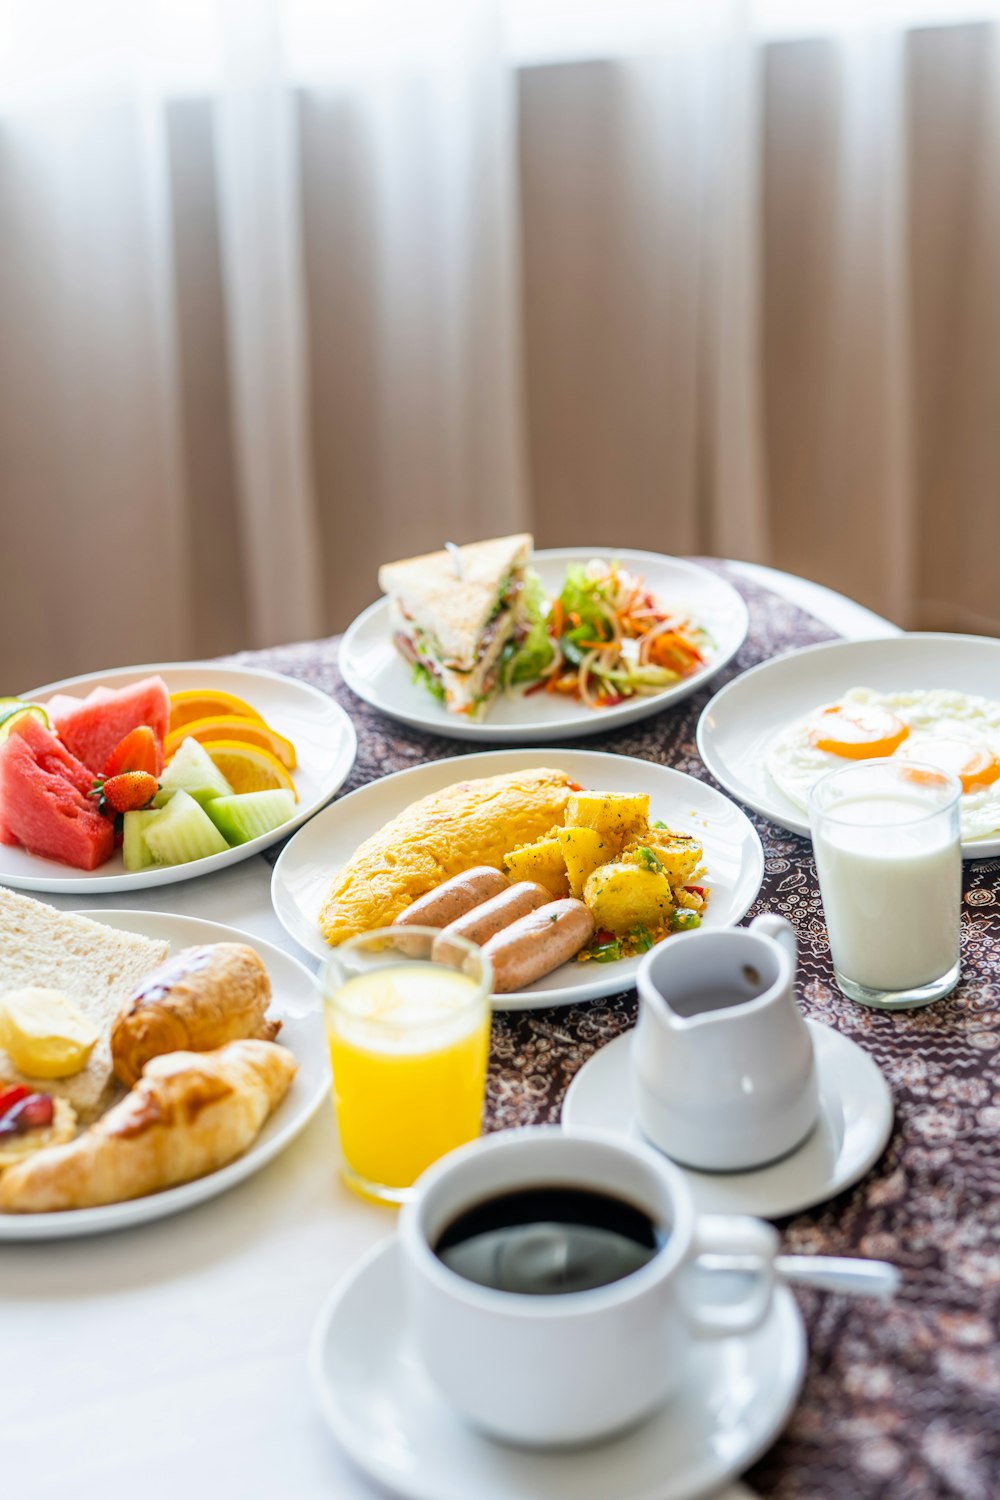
411, 662, 445, 703
503, 570, 555, 685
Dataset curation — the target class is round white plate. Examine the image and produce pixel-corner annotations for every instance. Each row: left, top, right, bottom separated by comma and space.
697, 633, 1000, 857
3, 662, 357, 892
310, 1236, 806, 1500
340, 548, 749, 743
0, 910, 327, 1240
562, 1020, 894, 1219
270, 748, 765, 1009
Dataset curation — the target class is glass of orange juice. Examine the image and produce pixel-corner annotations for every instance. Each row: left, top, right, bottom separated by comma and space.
321, 927, 492, 1204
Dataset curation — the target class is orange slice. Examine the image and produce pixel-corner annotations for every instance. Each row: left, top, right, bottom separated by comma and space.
169, 690, 266, 733
164, 715, 297, 770
808, 705, 909, 760
201, 742, 298, 799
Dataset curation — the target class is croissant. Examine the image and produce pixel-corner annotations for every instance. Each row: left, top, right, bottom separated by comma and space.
0, 1040, 297, 1213
110, 943, 280, 1088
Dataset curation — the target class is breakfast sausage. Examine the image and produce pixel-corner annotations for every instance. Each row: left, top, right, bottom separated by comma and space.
394, 867, 510, 956
476, 899, 596, 993
432, 882, 552, 968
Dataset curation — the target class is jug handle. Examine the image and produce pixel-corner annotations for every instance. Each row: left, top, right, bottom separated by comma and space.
749, 913, 796, 964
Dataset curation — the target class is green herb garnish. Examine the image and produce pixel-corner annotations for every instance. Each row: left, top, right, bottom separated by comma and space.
632, 924, 653, 953
669, 910, 701, 934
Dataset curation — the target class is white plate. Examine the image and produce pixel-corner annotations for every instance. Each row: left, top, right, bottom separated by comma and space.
562, 1020, 894, 1219
309, 1236, 806, 1500
3, 662, 357, 891
270, 749, 765, 1008
340, 548, 749, 743
0, 910, 327, 1240
697, 633, 1000, 857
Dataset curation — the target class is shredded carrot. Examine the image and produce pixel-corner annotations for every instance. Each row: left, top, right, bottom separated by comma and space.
551, 599, 564, 638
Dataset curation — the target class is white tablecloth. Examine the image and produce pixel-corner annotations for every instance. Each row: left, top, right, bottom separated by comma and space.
1, 565, 897, 1500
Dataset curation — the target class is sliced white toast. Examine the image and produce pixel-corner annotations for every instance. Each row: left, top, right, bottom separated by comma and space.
0, 889, 169, 1123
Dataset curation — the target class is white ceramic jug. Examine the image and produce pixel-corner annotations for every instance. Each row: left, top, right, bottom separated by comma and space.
633, 914, 819, 1171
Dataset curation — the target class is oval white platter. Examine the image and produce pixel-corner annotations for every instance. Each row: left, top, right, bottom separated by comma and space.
270, 748, 765, 1009
2, 662, 356, 892
340, 548, 749, 743
0, 910, 327, 1241
698, 632, 1000, 858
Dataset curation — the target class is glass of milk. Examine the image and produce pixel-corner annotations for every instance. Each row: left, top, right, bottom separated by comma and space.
809, 759, 962, 1009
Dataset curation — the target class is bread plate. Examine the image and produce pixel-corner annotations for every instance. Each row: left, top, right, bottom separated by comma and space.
697, 633, 1000, 858
2, 662, 356, 893
0, 910, 327, 1241
270, 748, 765, 1009
340, 548, 748, 743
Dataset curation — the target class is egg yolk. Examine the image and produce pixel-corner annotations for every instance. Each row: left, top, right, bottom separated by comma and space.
809, 705, 910, 759
898, 738, 1000, 793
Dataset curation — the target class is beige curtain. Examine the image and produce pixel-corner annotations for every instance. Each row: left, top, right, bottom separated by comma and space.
2, 14, 999, 691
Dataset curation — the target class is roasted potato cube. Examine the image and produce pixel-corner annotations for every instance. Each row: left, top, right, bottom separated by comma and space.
566, 792, 650, 853
557, 826, 612, 898
626, 831, 703, 885
504, 837, 569, 899
583, 862, 674, 936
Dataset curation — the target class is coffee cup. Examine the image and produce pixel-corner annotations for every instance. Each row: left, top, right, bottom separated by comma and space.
633, 914, 818, 1171
398, 1126, 778, 1448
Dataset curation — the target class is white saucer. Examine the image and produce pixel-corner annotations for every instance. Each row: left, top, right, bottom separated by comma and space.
562, 1020, 893, 1220
310, 1238, 806, 1500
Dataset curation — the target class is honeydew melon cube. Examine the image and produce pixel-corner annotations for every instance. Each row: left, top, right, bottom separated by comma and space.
206, 790, 295, 846
142, 789, 229, 866
122, 808, 163, 872
157, 737, 233, 809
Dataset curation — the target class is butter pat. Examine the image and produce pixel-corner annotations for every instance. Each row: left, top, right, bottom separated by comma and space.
0, 988, 99, 1078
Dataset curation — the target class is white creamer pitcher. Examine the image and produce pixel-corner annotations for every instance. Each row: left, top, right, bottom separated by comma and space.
633, 914, 819, 1172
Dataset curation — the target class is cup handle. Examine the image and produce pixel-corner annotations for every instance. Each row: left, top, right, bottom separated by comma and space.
682, 1215, 778, 1338
749, 912, 797, 964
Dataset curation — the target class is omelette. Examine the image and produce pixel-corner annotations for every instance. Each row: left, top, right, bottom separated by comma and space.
319, 768, 574, 944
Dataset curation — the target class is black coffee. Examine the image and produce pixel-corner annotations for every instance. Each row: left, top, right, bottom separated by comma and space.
433, 1185, 667, 1296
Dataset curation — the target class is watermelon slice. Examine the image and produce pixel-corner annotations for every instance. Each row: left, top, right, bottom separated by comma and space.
0, 718, 113, 870
48, 676, 169, 774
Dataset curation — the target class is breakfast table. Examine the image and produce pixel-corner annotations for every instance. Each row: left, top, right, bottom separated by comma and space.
4, 560, 998, 1500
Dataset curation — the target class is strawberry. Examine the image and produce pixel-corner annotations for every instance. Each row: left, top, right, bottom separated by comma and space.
103, 725, 162, 779
98, 771, 159, 815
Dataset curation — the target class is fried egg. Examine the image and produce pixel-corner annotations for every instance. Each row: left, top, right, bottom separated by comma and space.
766, 687, 1000, 840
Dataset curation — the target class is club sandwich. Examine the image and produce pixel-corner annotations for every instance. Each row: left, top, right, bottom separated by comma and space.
379, 534, 535, 716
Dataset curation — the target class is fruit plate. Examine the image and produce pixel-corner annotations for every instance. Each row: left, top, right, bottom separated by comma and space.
0, 910, 327, 1241
340, 548, 749, 743
270, 748, 765, 1010
696, 633, 1000, 858
1, 663, 357, 893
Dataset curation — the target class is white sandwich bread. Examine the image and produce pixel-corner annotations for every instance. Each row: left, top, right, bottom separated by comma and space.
0, 889, 169, 1123
379, 533, 534, 716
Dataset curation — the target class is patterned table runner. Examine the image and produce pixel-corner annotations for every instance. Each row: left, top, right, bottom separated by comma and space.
236, 565, 999, 1499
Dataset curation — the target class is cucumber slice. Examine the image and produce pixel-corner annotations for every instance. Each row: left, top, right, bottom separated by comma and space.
206, 790, 295, 846
142, 789, 229, 865
159, 737, 233, 807
123, 808, 163, 872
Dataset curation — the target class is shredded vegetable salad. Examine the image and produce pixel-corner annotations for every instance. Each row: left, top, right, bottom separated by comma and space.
512, 560, 710, 709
